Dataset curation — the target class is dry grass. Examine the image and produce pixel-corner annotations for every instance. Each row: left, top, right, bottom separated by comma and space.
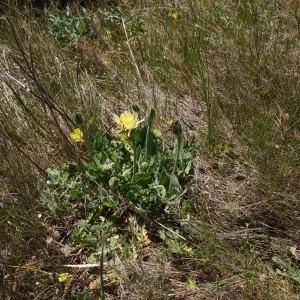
1, 1, 300, 299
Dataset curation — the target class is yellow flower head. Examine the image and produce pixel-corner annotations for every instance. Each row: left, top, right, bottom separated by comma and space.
138, 227, 151, 246
58, 272, 72, 283
171, 11, 179, 20
115, 111, 139, 132
70, 128, 84, 143
166, 119, 175, 126
183, 245, 193, 256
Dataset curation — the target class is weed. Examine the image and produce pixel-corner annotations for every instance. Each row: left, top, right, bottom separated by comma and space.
43, 107, 196, 272
49, 7, 95, 46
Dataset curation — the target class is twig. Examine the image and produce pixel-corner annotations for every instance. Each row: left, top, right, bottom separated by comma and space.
64, 263, 101, 268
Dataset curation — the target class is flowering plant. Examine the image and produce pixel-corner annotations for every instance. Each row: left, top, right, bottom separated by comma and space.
44, 107, 196, 262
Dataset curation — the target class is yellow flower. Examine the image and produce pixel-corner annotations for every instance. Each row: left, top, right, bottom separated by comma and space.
183, 245, 193, 256
171, 11, 179, 20
115, 111, 139, 132
187, 278, 197, 289
58, 272, 72, 283
70, 128, 84, 143
166, 119, 175, 126
137, 227, 151, 246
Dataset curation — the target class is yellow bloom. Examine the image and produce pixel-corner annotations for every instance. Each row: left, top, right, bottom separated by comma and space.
171, 11, 179, 20
187, 278, 197, 289
183, 245, 193, 256
116, 111, 139, 132
70, 128, 84, 143
166, 119, 175, 126
137, 227, 151, 246
58, 272, 72, 283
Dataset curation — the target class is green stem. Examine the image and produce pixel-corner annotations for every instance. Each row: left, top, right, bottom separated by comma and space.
145, 125, 150, 160
133, 140, 137, 179
168, 135, 182, 192
172, 135, 182, 175
99, 235, 105, 300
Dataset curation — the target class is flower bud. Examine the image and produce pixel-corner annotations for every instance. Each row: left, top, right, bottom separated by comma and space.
74, 113, 84, 125
172, 121, 183, 137
146, 108, 156, 124
132, 104, 140, 113
281, 113, 289, 126
153, 128, 163, 139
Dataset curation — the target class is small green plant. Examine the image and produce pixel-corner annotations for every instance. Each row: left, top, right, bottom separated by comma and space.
48, 8, 94, 46
102, 7, 145, 40
272, 256, 300, 287
43, 107, 196, 259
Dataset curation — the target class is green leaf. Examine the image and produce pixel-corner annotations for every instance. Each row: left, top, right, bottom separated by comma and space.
168, 173, 181, 193
272, 256, 300, 286
103, 198, 117, 209
272, 256, 288, 268
159, 169, 170, 188
76, 18, 86, 35
93, 133, 105, 151
151, 184, 167, 198
290, 269, 300, 285
93, 153, 104, 166
40, 190, 59, 213
160, 168, 182, 194
47, 168, 67, 185
74, 291, 92, 300
70, 188, 82, 199
87, 252, 98, 264
132, 173, 152, 187
131, 128, 143, 144
184, 159, 193, 175
187, 278, 197, 289
182, 200, 192, 213
159, 229, 167, 241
